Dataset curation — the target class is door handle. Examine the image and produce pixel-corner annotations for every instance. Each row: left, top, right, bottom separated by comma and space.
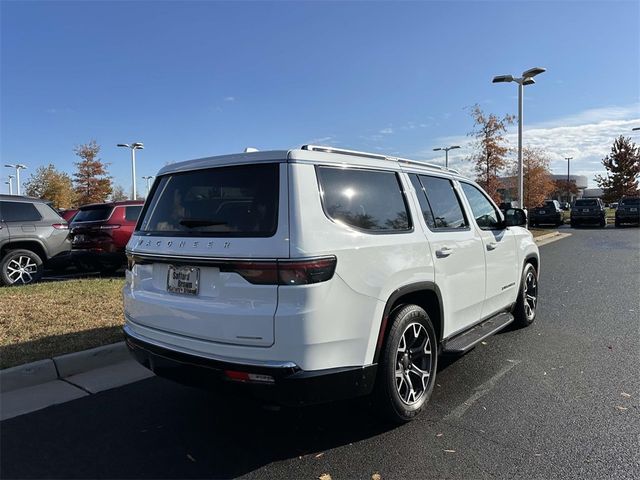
487, 242, 498, 251
436, 247, 454, 258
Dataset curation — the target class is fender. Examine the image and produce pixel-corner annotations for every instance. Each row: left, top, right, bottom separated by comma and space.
373, 281, 444, 364
0, 237, 50, 259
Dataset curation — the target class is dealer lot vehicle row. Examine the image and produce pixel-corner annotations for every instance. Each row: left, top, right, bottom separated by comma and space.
124, 145, 538, 422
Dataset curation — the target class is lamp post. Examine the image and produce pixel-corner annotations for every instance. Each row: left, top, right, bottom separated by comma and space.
5, 175, 15, 195
492, 67, 546, 208
565, 157, 573, 203
432, 145, 461, 168
4, 164, 27, 196
632, 127, 640, 131
142, 175, 154, 196
117, 143, 144, 200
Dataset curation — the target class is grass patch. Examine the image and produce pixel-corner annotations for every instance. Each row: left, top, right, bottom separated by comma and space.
0, 278, 126, 369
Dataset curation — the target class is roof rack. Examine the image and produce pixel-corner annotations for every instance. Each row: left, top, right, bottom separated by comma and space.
301, 145, 461, 175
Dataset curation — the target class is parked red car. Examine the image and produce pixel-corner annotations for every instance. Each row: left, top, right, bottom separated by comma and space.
70, 201, 144, 273
59, 208, 78, 223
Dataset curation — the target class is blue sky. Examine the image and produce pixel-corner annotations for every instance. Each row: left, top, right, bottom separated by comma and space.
1, 0, 639, 194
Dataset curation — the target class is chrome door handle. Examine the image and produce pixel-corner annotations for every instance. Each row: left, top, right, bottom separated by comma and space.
436, 247, 453, 258
487, 242, 498, 251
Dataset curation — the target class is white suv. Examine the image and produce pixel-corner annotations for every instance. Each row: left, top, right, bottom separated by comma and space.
123, 145, 539, 422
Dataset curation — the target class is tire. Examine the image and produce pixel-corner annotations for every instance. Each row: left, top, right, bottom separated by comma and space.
375, 304, 438, 423
99, 263, 121, 276
513, 263, 538, 328
600, 218, 606, 228
570, 221, 576, 228
0, 249, 44, 286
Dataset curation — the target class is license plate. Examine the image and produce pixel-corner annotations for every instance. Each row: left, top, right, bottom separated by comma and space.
539, 210, 546, 214
73, 234, 86, 243
167, 265, 200, 295
631, 208, 638, 212
582, 209, 589, 212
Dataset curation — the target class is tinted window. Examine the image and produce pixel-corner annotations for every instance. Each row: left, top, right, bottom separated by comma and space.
409, 174, 436, 228
125, 205, 143, 222
73, 206, 113, 222
0, 201, 42, 222
317, 167, 411, 232
620, 198, 639, 206
574, 199, 597, 207
419, 176, 467, 229
461, 183, 501, 229
139, 163, 279, 237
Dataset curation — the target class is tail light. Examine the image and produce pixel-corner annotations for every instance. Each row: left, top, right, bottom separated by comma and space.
52, 223, 68, 230
100, 224, 121, 230
220, 256, 337, 285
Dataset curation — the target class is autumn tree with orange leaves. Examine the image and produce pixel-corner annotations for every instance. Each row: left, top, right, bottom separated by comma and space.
507, 147, 555, 208
467, 105, 515, 203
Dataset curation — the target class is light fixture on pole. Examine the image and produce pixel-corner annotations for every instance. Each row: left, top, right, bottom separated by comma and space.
432, 145, 461, 168
5, 175, 15, 195
632, 127, 640, 131
565, 157, 573, 203
492, 67, 546, 208
142, 175, 154, 196
4, 164, 27, 196
117, 143, 144, 200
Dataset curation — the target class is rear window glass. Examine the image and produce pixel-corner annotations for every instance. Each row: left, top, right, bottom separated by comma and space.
139, 163, 279, 237
0, 201, 42, 222
73, 206, 113, 222
620, 198, 639, 206
125, 205, 143, 222
316, 167, 411, 232
574, 199, 597, 207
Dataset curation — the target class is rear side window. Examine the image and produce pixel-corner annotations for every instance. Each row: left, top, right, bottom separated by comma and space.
317, 167, 411, 232
74, 206, 113, 222
139, 163, 279, 237
125, 206, 143, 222
0, 201, 42, 222
574, 199, 597, 207
415, 176, 467, 230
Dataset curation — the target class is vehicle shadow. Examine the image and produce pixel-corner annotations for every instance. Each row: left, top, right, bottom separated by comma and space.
1, 353, 464, 479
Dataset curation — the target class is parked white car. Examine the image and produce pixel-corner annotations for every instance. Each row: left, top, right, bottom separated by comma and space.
123, 145, 539, 422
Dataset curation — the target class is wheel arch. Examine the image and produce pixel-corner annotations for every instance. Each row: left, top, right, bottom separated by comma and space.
1, 240, 48, 262
374, 282, 444, 364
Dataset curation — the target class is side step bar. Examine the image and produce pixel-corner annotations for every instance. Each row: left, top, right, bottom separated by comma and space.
442, 311, 514, 354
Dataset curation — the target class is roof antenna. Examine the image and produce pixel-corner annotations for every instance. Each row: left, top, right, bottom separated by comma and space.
244, 147, 259, 153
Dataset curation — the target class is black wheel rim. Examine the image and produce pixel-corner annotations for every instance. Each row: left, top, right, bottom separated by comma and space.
395, 322, 433, 405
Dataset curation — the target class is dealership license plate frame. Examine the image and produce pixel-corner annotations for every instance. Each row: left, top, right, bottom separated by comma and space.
167, 265, 200, 296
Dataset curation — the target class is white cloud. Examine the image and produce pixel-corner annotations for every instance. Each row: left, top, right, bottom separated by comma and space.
223, 96, 235, 102
379, 127, 394, 135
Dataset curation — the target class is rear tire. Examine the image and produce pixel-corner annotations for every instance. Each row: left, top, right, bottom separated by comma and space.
513, 263, 538, 328
600, 218, 606, 228
0, 249, 44, 286
375, 304, 437, 423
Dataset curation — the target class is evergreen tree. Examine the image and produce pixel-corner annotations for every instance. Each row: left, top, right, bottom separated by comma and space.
595, 136, 640, 203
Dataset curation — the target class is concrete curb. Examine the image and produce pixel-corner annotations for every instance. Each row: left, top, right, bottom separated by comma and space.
0, 342, 128, 393
534, 231, 572, 247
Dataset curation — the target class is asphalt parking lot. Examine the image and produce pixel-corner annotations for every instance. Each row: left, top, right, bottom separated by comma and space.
2, 226, 639, 480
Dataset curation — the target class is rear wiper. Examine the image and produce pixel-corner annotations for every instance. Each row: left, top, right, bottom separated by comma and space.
179, 219, 228, 228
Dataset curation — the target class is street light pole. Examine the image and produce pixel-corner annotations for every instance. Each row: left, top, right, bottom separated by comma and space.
432, 145, 461, 168
117, 142, 144, 200
4, 164, 27, 196
565, 157, 573, 203
492, 67, 546, 209
6, 175, 15, 195
142, 176, 154, 196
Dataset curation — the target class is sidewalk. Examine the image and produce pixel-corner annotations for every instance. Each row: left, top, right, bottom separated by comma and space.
0, 342, 153, 421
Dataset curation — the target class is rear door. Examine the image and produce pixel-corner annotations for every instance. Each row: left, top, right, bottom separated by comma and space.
0, 202, 9, 250
460, 182, 518, 318
0, 200, 44, 246
125, 161, 288, 347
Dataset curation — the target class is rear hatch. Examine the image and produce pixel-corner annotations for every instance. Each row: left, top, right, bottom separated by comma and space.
573, 199, 599, 215
125, 161, 289, 347
71, 205, 116, 250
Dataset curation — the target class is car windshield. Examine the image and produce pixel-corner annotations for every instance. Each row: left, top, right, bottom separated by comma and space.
574, 199, 597, 207
138, 163, 279, 237
73, 205, 113, 222
620, 198, 639, 206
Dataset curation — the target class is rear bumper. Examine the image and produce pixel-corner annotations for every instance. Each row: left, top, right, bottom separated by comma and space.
123, 326, 377, 406
531, 213, 561, 223
71, 249, 125, 264
571, 214, 604, 223
615, 213, 640, 223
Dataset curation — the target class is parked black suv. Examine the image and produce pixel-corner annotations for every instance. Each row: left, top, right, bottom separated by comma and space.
0, 195, 72, 285
570, 198, 606, 228
615, 197, 640, 227
530, 200, 563, 227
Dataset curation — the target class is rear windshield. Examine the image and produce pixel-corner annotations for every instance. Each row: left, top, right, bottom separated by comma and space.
620, 198, 639, 206
138, 163, 279, 237
574, 199, 597, 207
73, 205, 113, 222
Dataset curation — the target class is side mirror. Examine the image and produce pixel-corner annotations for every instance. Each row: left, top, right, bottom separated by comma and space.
504, 208, 527, 227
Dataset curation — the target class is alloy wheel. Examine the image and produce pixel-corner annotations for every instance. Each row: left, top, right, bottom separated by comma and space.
523, 270, 537, 320
6, 255, 38, 285
395, 322, 433, 405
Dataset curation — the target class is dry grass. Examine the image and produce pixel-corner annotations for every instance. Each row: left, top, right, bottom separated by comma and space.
0, 278, 126, 369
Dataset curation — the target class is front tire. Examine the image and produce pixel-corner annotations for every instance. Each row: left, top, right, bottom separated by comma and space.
375, 304, 437, 423
0, 249, 44, 286
513, 263, 538, 328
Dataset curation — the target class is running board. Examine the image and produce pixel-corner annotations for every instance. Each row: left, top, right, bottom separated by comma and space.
442, 312, 514, 354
